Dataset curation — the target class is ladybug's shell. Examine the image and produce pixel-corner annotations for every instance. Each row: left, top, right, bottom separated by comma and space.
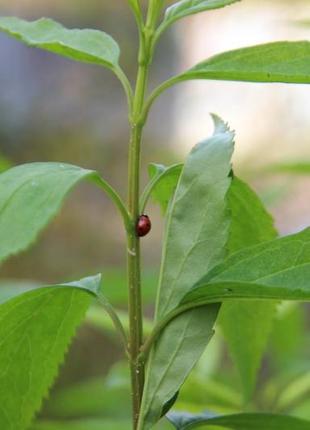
136, 215, 151, 237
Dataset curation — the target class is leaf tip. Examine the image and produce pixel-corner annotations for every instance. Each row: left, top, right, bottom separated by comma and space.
64, 273, 102, 297
210, 113, 235, 138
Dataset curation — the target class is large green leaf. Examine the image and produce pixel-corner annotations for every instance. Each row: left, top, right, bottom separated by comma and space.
0, 162, 124, 264
162, 0, 240, 28
0, 274, 101, 430
145, 169, 280, 400
219, 177, 278, 401
167, 411, 310, 429
146, 169, 279, 401
138, 116, 235, 430
0, 17, 120, 70
181, 227, 310, 306
177, 42, 310, 84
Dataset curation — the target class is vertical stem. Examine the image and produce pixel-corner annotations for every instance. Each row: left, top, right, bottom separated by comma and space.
127, 37, 150, 430
127, 124, 145, 430
127, 2, 161, 427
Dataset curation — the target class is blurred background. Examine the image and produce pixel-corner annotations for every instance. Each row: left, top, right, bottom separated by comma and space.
0, 0, 310, 427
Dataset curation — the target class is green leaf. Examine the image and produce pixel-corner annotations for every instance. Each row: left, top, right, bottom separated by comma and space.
139, 115, 235, 430
0, 274, 101, 430
219, 177, 278, 401
156, 115, 234, 317
226, 177, 277, 252
145, 163, 183, 213
178, 42, 310, 84
163, 0, 240, 28
146, 170, 278, 403
0, 17, 120, 70
167, 411, 310, 429
0, 162, 127, 264
181, 227, 310, 306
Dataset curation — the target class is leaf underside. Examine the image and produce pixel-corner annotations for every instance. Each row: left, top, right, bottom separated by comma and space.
0, 17, 120, 69
168, 411, 310, 430
0, 162, 99, 264
139, 115, 235, 429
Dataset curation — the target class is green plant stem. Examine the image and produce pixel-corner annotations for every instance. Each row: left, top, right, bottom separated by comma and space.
126, 3, 163, 427
128, 0, 143, 29
127, 122, 145, 430
127, 35, 150, 430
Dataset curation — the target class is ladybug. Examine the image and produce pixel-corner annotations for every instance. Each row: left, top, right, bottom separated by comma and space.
136, 214, 151, 237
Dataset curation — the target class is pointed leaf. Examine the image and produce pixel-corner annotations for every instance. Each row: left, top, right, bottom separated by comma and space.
163, 0, 240, 28
0, 274, 101, 429
219, 177, 278, 401
181, 227, 310, 306
178, 42, 310, 84
0, 162, 122, 264
168, 411, 310, 430
139, 116, 235, 429
157, 115, 234, 317
0, 17, 120, 70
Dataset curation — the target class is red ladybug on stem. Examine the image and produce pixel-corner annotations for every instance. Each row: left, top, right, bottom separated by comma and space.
136, 214, 151, 237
